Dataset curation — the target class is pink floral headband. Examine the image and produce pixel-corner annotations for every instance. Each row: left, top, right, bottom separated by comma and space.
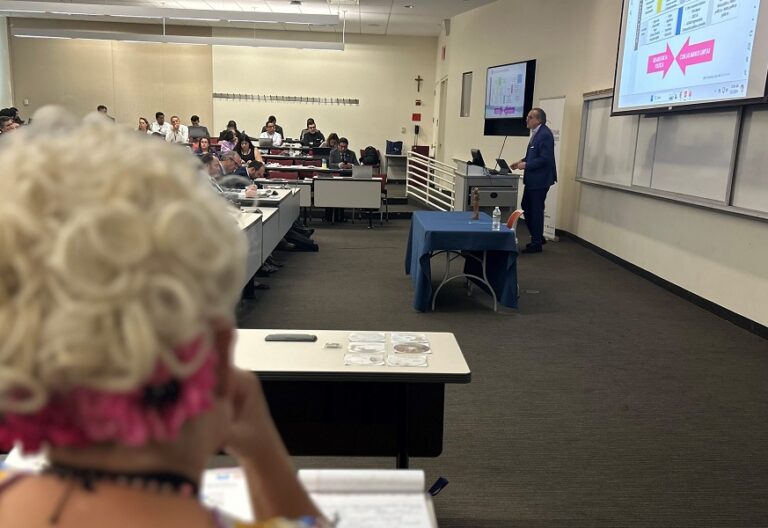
0, 337, 218, 454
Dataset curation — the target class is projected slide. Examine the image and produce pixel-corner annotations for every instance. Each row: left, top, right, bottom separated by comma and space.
485, 62, 527, 119
616, 0, 761, 111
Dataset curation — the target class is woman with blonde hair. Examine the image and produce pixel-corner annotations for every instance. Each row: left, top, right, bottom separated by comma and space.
0, 107, 326, 528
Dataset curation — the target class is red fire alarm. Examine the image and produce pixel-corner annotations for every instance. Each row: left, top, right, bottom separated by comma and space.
412, 113, 422, 122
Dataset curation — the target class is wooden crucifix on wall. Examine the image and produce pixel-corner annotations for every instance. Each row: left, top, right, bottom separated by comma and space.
415, 75, 424, 92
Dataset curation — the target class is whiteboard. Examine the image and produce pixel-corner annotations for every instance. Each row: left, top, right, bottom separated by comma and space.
651, 111, 738, 202
733, 106, 768, 213
578, 95, 768, 218
581, 97, 637, 187
632, 116, 657, 188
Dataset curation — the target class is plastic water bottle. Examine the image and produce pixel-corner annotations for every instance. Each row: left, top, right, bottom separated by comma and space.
492, 207, 501, 231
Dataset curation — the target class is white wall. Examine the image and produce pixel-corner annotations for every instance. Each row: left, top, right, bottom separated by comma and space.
211, 32, 436, 154
8, 19, 214, 126
0, 18, 13, 108
442, 0, 768, 326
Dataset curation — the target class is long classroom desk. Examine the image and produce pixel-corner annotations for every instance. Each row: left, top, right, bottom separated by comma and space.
233, 329, 471, 468
313, 177, 383, 227
233, 212, 263, 289
234, 188, 300, 288
265, 164, 352, 177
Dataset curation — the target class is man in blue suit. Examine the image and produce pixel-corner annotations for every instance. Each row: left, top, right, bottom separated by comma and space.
511, 107, 557, 253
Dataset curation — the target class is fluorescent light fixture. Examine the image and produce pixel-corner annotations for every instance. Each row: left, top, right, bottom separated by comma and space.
0, 1, 338, 25
0, 9, 45, 14
168, 17, 221, 22
49, 11, 99, 16
226, 19, 280, 24
109, 14, 162, 19
11, 27, 345, 50
14, 34, 71, 39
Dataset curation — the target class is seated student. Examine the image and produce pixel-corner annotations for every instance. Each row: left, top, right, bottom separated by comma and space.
329, 137, 359, 169
247, 159, 266, 181
261, 115, 284, 137
165, 115, 189, 143
201, 152, 222, 178
218, 150, 249, 185
301, 119, 325, 148
150, 111, 170, 136
259, 122, 283, 147
219, 129, 237, 153
320, 132, 339, 150
0, 106, 325, 528
195, 137, 216, 156
137, 117, 152, 134
0, 115, 19, 134
219, 120, 241, 142
234, 134, 260, 163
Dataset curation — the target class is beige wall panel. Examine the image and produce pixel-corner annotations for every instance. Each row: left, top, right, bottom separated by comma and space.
11, 37, 114, 118
9, 19, 213, 127
442, 0, 768, 326
211, 33, 436, 152
112, 42, 212, 127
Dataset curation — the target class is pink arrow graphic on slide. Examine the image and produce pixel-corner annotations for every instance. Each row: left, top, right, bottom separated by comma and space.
647, 44, 674, 77
676, 38, 715, 74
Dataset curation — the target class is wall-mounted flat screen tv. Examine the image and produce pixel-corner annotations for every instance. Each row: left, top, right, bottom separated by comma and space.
484, 59, 537, 136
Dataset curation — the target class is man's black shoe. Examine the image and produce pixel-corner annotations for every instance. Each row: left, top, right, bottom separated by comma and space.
521, 245, 542, 254
266, 256, 284, 267
526, 240, 547, 248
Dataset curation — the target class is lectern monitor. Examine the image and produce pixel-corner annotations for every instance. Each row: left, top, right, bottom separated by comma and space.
470, 149, 486, 167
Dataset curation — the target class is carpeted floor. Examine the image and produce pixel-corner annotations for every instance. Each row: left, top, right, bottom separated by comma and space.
237, 219, 768, 528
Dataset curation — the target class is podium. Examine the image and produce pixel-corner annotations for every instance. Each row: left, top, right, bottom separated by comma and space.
453, 159, 520, 212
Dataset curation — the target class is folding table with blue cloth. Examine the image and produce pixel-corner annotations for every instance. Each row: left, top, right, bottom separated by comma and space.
405, 211, 519, 311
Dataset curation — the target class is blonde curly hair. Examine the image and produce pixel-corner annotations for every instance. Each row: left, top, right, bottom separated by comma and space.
0, 107, 246, 415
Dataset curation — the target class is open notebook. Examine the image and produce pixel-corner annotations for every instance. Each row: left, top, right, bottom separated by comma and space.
204, 468, 437, 528
1, 448, 436, 528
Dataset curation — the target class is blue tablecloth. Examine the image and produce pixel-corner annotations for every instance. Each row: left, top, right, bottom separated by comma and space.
405, 211, 519, 311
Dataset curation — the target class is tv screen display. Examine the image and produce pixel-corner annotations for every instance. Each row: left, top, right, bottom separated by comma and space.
613, 0, 768, 115
484, 59, 536, 136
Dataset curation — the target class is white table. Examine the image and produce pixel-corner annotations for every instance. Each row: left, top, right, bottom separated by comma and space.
239, 213, 263, 287
257, 188, 300, 235
258, 207, 281, 257
233, 211, 263, 289
313, 177, 383, 227
234, 329, 471, 468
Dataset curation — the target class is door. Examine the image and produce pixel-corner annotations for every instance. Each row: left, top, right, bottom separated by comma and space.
436, 78, 448, 162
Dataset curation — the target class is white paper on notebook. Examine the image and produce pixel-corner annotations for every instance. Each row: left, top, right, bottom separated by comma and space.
202, 467, 254, 523
298, 469, 434, 528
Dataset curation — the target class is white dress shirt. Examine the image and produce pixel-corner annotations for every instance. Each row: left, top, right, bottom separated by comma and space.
151, 121, 170, 136
259, 131, 283, 147
165, 124, 189, 143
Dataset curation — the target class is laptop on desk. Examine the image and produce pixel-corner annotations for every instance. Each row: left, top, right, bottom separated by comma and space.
352, 165, 373, 179
188, 126, 209, 139
258, 138, 274, 149
495, 158, 512, 175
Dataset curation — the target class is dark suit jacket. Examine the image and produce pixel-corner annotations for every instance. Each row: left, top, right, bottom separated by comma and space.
329, 148, 359, 169
523, 124, 557, 190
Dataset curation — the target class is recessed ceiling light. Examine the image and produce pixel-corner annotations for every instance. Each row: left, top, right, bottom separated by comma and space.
290, 1, 302, 5
404, 4, 414, 8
